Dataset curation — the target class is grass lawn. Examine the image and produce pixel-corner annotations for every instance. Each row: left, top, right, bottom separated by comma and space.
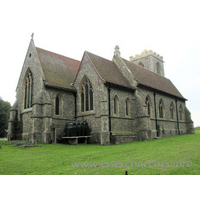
0, 129, 200, 175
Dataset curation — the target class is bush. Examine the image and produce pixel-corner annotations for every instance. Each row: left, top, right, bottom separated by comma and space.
0, 97, 11, 138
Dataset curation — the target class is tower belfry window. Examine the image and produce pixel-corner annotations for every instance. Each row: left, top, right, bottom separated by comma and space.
138, 61, 144, 67
24, 70, 33, 109
156, 62, 161, 74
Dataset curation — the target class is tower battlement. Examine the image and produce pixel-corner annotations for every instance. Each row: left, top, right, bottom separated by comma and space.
129, 49, 165, 77
130, 49, 163, 62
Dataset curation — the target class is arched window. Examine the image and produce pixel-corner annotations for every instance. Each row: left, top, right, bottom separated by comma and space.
179, 104, 183, 120
156, 62, 161, 74
170, 102, 174, 119
24, 70, 33, 109
138, 61, 144, 67
55, 95, 60, 115
145, 95, 151, 117
125, 98, 130, 116
159, 99, 164, 119
80, 78, 93, 112
114, 96, 119, 116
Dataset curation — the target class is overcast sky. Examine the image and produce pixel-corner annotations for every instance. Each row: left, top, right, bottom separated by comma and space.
0, 0, 199, 126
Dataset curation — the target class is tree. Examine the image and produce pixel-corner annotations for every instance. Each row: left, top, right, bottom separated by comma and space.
0, 97, 11, 138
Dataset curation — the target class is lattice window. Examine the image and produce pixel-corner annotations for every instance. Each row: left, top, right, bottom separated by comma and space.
24, 70, 33, 109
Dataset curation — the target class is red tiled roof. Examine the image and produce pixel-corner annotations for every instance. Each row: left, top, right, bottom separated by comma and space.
36, 47, 80, 90
122, 58, 185, 99
86, 51, 133, 89
36, 47, 185, 100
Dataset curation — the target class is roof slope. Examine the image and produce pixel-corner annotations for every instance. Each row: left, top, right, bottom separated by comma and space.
122, 58, 185, 99
86, 51, 132, 89
36, 47, 80, 90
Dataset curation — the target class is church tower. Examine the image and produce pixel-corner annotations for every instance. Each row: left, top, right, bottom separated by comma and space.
129, 49, 165, 77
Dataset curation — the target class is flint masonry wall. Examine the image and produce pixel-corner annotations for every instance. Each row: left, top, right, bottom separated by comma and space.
74, 53, 108, 144
137, 85, 187, 137
14, 40, 44, 139
46, 87, 75, 127
109, 86, 134, 133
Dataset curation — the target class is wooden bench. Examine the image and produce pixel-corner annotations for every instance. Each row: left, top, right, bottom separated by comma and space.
62, 136, 92, 145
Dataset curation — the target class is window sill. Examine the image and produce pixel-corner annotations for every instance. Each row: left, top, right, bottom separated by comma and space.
77, 110, 95, 117
22, 108, 32, 113
53, 115, 62, 118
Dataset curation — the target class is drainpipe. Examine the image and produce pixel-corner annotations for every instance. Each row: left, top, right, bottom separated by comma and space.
154, 92, 158, 136
74, 92, 77, 119
71, 83, 77, 120
108, 85, 111, 133
175, 99, 180, 135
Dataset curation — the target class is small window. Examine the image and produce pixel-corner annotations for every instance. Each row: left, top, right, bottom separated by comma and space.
145, 95, 151, 117
159, 99, 164, 119
55, 95, 60, 115
114, 96, 119, 116
179, 104, 183, 120
170, 102, 174, 119
125, 98, 130, 116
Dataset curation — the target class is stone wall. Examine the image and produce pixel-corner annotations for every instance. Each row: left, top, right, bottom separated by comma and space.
109, 86, 135, 133
22, 109, 32, 140
8, 40, 44, 141
47, 87, 75, 120
74, 53, 108, 144
16, 40, 44, 120
137, 85, 193, 137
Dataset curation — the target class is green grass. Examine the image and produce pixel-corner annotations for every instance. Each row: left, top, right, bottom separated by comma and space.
1, 129, 200, 175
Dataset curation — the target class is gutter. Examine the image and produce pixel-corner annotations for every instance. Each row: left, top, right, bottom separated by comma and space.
44, 82, 77, 93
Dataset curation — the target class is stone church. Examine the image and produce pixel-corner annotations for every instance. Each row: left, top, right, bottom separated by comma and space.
8, 38, 194, 145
